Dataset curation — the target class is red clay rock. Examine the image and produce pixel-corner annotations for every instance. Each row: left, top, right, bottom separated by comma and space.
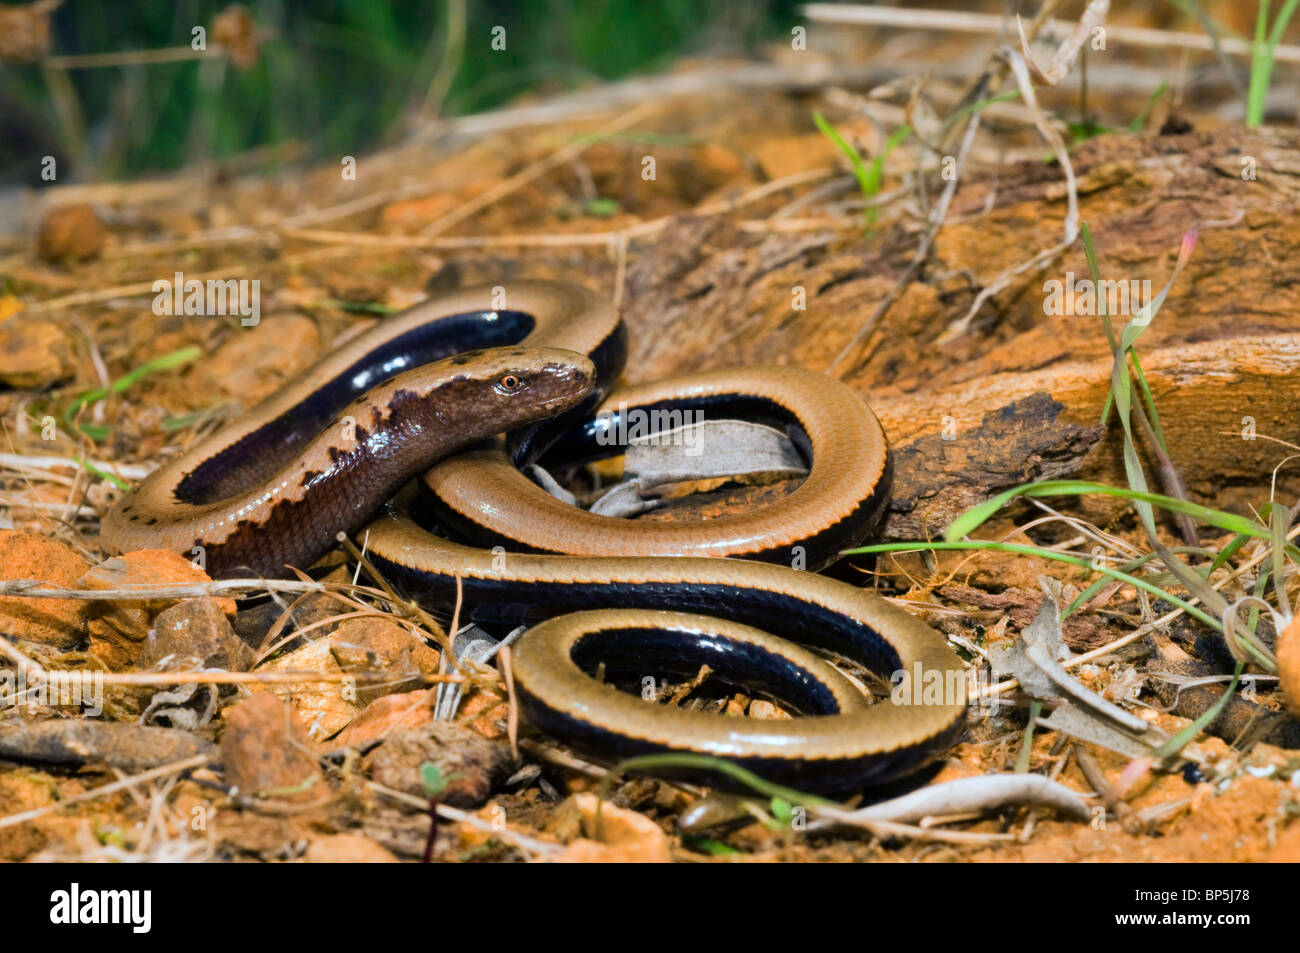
140, 597, 254, 672
329, 617, 441, 703
361, 723, 513, 808
1278, 614, 1300, 717
333, 689, 436, 747
80, 550, 235, 669
37, 203, 105, 262
186, 314, 320, 407
0, 530, 91, 648
0, 320, 73, 389
458, 683, 510, 740
220, 692, 327, 802
546, 794, 672, 863
303, 833, 399, 863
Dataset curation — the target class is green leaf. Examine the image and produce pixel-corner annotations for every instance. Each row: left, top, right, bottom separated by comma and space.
813, 111, 912, 224
582, 197, 621, 218
420, 761, 460, 798
683, 835, 741, 856
63, 345, 202, 441
770, 796, 794, 825
812, 110, 870, 198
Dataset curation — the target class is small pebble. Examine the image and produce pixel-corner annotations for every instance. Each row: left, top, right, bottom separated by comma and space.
37, 203, 105, 262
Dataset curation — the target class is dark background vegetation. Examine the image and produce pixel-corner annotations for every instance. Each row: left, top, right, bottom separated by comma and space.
1, 0, 799, 182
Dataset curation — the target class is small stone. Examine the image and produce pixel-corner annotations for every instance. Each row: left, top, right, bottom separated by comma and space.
186, 314, 320, 408
303, 833, 399, 863
458, 683, 510, 740
0, 320, 73, 389
211, 4, 260, 70
80, 550, 235, 669
329, 617, 440, 704
37, 203, 105, 263
220, 693, 326, 802
546, 793, 672, 863
140, 598, 254, 672
361, 723, 513, 808
250, 637, 358, 741
324, 274, 388, 305
0, 2, 51, 65
0, 530, 91, 648
747, 700, 789, 720
333, 689, 436, 747
214, 812, 304, 857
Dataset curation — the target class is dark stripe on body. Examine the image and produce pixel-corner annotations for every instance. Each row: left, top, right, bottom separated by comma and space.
370, 553, 905, 676
178, 309, 537, 504
514, 687, 961, 793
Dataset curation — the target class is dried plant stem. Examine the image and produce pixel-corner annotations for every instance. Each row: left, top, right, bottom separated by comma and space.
94, 669, 466, 687
0, 753, 211, 830
281, 166, 834, 251
0, 579, 342, 599
418, 101, 660, 237
45, 47, 212, 69
979, 521, 1300, 699
336, 532, 450, 655
367, 781, 562, 856
800, 3, 1300, 64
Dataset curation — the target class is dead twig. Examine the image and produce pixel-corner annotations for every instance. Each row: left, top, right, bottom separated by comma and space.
0, 753, 211, 829
366, 780, 562, 857
800, 4, 1300, 65
934, 45, 1080, 344
418, 101, 660, 238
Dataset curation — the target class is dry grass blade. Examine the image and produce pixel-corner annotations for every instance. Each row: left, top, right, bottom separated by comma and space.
800, 3, 1300, 63
935, 46, 1080, 344
0, 754, 211, 830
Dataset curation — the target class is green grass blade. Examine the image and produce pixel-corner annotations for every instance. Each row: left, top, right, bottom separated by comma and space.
74, 456, 130, 492
812, 111, 871, 199
860, 126, 913, 222
1152, 662, 1243, 759
1247, 0, 1299, 126
943, 480, 1266, 543
64, 345, 202, 440
1128, 82, 1168, 132
812, 111, 912, 225
1270, 500, 1290, 611
597, 753, 841, 814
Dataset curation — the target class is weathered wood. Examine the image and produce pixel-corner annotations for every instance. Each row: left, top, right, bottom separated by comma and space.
874, 334, 1300, 535
619, 127, 1300, 530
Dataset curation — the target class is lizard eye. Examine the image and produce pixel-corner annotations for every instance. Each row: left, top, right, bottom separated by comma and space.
496, 374, 521, 393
